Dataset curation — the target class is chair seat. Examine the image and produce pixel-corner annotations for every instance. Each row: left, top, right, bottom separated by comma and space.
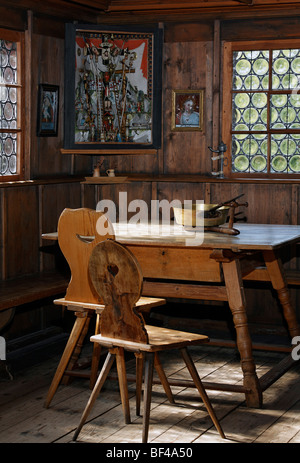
54, 296, 165, 312
90, 324, 209, 352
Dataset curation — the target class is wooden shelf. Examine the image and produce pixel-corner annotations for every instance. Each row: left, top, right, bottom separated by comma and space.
60, 149, 158, 156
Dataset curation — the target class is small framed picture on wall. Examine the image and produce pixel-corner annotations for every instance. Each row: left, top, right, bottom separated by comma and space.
171, 89, 204, 132
37, 84, 59, 137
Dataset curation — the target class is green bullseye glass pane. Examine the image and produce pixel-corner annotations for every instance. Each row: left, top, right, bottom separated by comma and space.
290, 155, 300, 172
243, 108, 259, 124
236, 59, 251, 75
291, 57, 300, 74
233, 154, 249, 172
242, 138, 259, 155
252, 93, 267, 108
233, 109, 241, 125
234, 93, 250, 108
0, 38, 18, 176
252, 125, 267, 136
232, 47, 300, 175
272, 75, 280, 89
244, 75, 260, 89
291, 125, 300, 138
290, 94, 300, 107
233, 50, 269, 91
272, 155, 287, 172
233, 76, 243, 90
272, 49, 300, 90
280, 107, 296, 124
283, 49, 299, 58
281, 138, 296, 155
271, 95, 300, 129
282, 74, 299, 89
253, 58, 268, 75
271, 94, 288, 107
273, 58, 289, 74
234, 124, 248, 132
271, 140, 279, 155
232, 139, 241, 156
251, 155, 267, 172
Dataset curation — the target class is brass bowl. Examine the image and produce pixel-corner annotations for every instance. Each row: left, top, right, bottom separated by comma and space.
173, 204, 230, 227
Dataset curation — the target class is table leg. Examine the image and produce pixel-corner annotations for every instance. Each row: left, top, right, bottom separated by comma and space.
222, 258, 262, 408
263, 250, 300, 338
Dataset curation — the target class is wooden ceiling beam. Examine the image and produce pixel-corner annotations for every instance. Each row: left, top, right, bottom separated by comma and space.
98, 5, 300, 26
102, 0, 300, 22
1, 0, 300, 27
0, 0, 106, 22
107, 0, 300, 12
235, 0, 253, 4
65, 0, 109, 9
108, 1, 252, 11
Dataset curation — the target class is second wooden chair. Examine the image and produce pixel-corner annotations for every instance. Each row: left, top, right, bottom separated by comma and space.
73, 239, 225, 443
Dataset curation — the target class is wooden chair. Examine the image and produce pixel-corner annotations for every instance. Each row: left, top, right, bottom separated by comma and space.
73, 239, 225, 443
44, 208, 165, 408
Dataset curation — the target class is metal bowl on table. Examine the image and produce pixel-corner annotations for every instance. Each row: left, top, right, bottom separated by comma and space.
173, 204, 230, 228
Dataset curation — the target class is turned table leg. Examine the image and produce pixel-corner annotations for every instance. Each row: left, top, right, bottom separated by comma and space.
222, 258, 262, 408
263, 250, 300, 339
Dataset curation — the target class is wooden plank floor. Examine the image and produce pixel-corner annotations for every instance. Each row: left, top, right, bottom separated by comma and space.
0, 344, 300, 444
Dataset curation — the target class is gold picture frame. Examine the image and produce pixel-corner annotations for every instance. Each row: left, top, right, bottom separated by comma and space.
171, 89, 204, 132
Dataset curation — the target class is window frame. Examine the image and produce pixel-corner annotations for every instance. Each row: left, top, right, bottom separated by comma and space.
0, 28, 25, 182
222, 38, 300, 179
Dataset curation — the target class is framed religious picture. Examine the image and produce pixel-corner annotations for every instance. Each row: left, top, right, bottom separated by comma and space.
37, 84, 59, 136
171, 89, 204, 132
63, 23, 163, 152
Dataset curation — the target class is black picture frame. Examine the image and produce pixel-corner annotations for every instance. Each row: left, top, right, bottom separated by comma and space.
64, 23, 163, 152
37, 84, 59, 137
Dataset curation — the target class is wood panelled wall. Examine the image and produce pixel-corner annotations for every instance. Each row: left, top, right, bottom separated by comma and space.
1, 11, 300, 343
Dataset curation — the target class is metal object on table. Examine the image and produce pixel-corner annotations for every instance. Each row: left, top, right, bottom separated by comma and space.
173, 194, 248, 235
174, 203, 230, 228
204, 193, 245, 218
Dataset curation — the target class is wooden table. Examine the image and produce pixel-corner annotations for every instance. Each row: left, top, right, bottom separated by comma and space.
43, 222, 300, 408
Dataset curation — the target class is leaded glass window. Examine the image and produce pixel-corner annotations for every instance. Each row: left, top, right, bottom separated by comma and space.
0, 30, 23, 180
231, 47, 300, 176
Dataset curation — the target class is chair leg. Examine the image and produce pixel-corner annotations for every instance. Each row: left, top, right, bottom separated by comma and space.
89, 312, 102, 389
180, 348, 225, 439
73, 351, 115, 441
154, 352, 175, 404
135, 352, 144, 416
116, 347, 131, 424
135, 352, 174, 415
61, 311, 92, 385
142, 352, 154, 443
44, 312, 88, 408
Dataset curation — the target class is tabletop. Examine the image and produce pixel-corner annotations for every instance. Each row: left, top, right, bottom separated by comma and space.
43, 222, 300, 251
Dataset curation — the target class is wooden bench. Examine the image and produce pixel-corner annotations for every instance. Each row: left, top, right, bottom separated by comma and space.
243, 266, 300, 286
1, 265, 298, 333
0, 271, 69, 331
285, 269, 300, 286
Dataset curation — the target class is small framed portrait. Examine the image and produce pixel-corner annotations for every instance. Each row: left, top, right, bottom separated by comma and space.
171, 89, 204, 131
37, 84, 59, 137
